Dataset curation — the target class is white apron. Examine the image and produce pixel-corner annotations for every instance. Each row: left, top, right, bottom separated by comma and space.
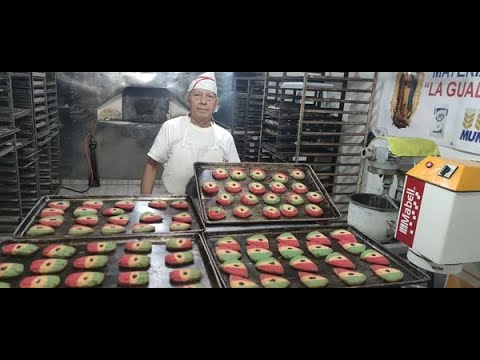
162, 119, 226, 194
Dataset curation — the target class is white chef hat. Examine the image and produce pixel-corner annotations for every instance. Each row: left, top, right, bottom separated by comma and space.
188, 72, 217, 96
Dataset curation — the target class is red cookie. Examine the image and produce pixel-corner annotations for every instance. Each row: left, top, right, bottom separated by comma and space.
220, 260, 248, 278
114, 200, 136, 211
263, 206, 281, 219
82, 200, 104, 210
40, 208, 64, 218
330, 229, 357, 244
65, 272, 105, 288
326, 252, 355, 269
292, 182, 308, 194
39, 216, 64, 228
215, 236, 241, 251
246, 234, 269, 249
255, 258, 284, 275
75, 215, 99, 227
169, 268, 202, 284
86, 242, 117, 254
202, 181, 219, 195
170, 200, 189, 210
240, 193, 259, 206
102, 207, 125, 217
229, 275, 259, 288
165, 252, 194, 266
233, 206, 252, 219
140, 212, 162, 223
173, 212, 192, 224
248, 182, 266, 195
119, 255, 150, 269
280, 204, 298, 218
306, 231, 331, 246
289, 256, 319, 273
108, 215, 130, 226
269, 182, 287, 194
216, 192, 235, 206
149, 200, 168, 209
48, 201, 70, 211
208, 207, 225, 221
307, 192, 325, 204
225, 181, 242, 193
212, 168, 229, 180
360, 250, 390, 266
305, 204, 324, 217
276, 232, 300, 248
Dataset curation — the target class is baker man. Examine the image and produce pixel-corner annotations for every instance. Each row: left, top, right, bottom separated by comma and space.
141, 72, 240, 194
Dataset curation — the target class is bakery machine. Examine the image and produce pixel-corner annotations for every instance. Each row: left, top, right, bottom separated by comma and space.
351, 137, 440, 244
361, 137, 440, 201
395, 156, 480, 274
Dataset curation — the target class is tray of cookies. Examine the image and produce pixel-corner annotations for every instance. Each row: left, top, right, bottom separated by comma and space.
0, 233, 220, 288
201, 226, 430, 288
192, 162, 341, 226
13, 195, 203, 242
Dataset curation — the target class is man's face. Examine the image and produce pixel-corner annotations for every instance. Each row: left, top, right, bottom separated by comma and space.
188, 89, 218, 121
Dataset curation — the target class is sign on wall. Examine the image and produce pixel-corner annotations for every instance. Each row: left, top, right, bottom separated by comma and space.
374, 72, 480, 155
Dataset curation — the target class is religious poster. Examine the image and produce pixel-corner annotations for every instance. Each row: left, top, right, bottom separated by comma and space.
373, 72, 480, 155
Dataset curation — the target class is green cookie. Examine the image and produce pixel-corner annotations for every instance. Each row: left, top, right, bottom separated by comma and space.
68, 225, 95, 236
278, 245, 304, 260
299, 272, 329, 288
216, 248, 242, 263
124, 241, 152, 253
101, 224, 126, 235
132, 224, 155, 233
42, 245, 76, 259
260, 274, 290, 288
27, 225, 55, 237
0, 263, 24, 279
307, 244, 333, 258
2, 243, 39, 257
247, 247, 273, 262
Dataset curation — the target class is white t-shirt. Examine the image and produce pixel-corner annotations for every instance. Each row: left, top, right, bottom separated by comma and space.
148, 115, 241, 193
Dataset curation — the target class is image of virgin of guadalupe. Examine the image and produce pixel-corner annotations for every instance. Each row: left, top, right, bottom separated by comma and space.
390, 72, 424, 129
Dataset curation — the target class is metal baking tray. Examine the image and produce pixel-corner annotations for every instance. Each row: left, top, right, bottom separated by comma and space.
0, 234, 220, 288
13, 195, 204, 241
192, 162, 341, 226
202, 226, 430, 288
